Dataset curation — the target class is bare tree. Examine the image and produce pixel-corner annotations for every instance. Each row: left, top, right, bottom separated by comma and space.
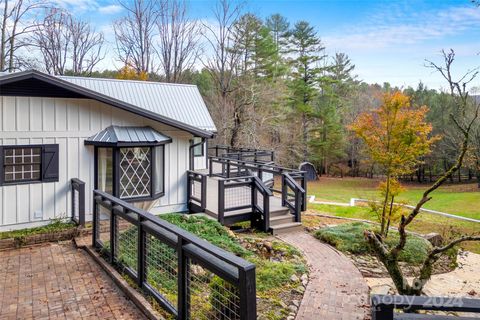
31, 8, 104, 75
202, 0, 243, 145
114, 0, 157, 75
365, 49, 480, 295
0, 0, 47, 72
31, 8, 71, 75
156, 0, 200, 83
70, 18, 104, 75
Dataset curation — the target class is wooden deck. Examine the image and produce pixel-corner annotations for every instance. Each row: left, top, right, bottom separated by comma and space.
190, 166, 302, 233
203, 175, 285, 220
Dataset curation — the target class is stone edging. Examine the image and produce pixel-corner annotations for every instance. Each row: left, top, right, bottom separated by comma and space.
0, 228, 81, 250
76, 238, 164, 320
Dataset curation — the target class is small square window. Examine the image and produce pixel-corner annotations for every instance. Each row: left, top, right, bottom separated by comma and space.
2, 147, 43, 184
193, 137, 204, 157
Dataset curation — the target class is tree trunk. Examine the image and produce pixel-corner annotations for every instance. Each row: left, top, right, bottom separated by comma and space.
0, 0, 8, 71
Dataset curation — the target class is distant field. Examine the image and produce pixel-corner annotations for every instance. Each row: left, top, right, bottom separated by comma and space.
307, 177, 480, 220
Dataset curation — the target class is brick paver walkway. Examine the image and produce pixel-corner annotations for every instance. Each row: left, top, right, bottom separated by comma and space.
279, 232, 370, 320
0, 242, 146, 320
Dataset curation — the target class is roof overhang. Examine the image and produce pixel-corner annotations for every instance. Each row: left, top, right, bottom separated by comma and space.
0, 70, 214, 138
85, 126, 172, 147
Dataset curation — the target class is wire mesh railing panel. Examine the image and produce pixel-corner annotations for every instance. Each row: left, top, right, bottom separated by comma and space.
114, 216, 138, 273
192, 180, 202, 199
187, 259, 241, 320
256, 190, 264, 210
93, 190, 256, 320
72, 189, 79, 221
145, 234, 178, 308
96, 204, 111, 246
224, 185, 251, 210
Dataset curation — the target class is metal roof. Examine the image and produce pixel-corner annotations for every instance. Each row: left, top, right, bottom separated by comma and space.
58, 75, 217, 132
85, 126, 172, 146
0, 70, 216, 138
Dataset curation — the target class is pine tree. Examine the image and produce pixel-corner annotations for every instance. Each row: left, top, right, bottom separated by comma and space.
288, 21, 326, 161
265, 14, 290, 79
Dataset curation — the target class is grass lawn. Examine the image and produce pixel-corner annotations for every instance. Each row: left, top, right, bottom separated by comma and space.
307, 177, 480, 220
307, 203, 480, 253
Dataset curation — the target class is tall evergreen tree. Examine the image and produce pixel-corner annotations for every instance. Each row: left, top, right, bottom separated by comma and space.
265, 13, 289, 79
288, 20, 326, 161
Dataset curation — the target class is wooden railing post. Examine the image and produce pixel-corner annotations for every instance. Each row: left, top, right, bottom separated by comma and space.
209, 157, 213, 177
263, 194, 270, 232
294, 189, 301, 223
201, 174, 207, 211
137, 215, 146, 287
239, 266, 257, 320
78, 181, 86, 226
177, 237, 188, 319
92, 196, 98, 248
186, 173, 192, 211
218, 180, 225, 225
301, 173, 307, 211
281, 174, 287, 207
109, 206, 115, 264
371, 305, 393, 320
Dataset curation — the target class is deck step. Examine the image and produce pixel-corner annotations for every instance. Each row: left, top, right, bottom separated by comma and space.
269, 222, 303, 235
269, 214, 295, 226
269, 208, 290, 217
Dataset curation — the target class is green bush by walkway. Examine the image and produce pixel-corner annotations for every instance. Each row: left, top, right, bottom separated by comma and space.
314, 222, 432, 264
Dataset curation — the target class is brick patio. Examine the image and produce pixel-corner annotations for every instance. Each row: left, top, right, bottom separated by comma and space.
0, 242, 146, 320
279, 232, 370, 320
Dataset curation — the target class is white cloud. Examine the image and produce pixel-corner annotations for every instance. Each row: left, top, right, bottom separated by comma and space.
323, 5, 480, 53
98, 4, 123, 15
51, 0, 99, 13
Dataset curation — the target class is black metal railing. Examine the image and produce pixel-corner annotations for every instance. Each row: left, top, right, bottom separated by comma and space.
371, 295, 480, 320
92, 190, 256, 320
281, 173, 304, 223
186, 170, 207, 213
71, 178, 86, 226
209, 156, 307, 213
208, 145, 274, 163
217, 176, 272, 232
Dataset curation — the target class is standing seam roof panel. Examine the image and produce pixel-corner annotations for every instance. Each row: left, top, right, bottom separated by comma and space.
57, 76, 217, 132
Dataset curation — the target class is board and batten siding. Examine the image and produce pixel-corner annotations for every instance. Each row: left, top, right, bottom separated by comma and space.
0, 96, 195, 231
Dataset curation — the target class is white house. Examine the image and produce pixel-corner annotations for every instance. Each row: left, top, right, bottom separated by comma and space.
0, 70, 216, 231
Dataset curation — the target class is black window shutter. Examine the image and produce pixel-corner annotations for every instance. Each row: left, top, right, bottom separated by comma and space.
42, 144, 59, 182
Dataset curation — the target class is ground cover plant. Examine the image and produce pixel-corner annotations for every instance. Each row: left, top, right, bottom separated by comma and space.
315, 222, 432, 264
0, 219, 76, 240
110, 214, 307, 320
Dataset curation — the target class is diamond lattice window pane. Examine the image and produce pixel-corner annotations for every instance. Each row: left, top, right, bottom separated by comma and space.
119, 147, 151, 199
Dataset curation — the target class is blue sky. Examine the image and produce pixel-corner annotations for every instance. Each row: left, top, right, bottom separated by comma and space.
56, 0, 480, 90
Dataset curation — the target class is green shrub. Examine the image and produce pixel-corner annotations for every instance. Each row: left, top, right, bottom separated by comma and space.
159, 214, 248, 257
315, 222, 433, 264
0, 219, 75, 240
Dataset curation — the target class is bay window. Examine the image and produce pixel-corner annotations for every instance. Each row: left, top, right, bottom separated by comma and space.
96, 145, 164, 201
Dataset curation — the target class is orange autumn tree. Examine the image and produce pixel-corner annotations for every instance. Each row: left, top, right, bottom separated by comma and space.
116, 65, 149, 81
351, 91, 438, 237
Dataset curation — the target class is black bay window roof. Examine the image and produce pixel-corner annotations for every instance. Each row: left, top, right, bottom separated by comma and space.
85, 125, 172, 147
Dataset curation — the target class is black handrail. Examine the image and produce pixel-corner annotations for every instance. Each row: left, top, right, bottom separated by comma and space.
371, 294, 480, 320
282, 173, 303, 223
71, 178, 86, 227
93, 190, 257, 320
208, 145, 275, 162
